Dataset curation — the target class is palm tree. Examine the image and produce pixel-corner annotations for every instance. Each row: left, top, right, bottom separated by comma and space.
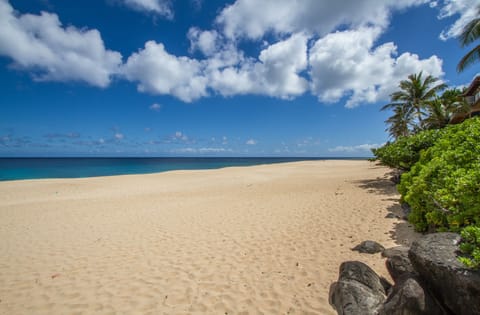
424, 88, 469, 129
457, 6, 480, 72
384, 104, 413, 139
424, 99, 450, 129
382, 72, 446, 135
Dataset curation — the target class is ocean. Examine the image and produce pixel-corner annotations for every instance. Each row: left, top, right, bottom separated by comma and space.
0, 157, 364, 181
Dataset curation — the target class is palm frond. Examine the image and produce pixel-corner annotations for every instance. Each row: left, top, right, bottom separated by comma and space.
459, 6, 480, 47
457, 44, 480, 72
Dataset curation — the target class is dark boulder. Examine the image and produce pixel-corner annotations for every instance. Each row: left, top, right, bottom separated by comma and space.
382, 246, 410, 258
352, 240, 385, 254
409, 232, 480, 315
329, 261, 388, 314
382, 246, 416, 282
378, 276, 447, 315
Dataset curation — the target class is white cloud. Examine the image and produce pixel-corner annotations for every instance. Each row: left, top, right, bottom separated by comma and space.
172, 147, 233, 154
246, 139, 257, 145
309, 27, 444, 108
0, 0, 454, 107
216, 0, 429, 39
437, 0, 479, 40
174, 131, 188, 141
328, 143, 383, 153
188, 27, 220, 56
0, 0, 122, 87
208, 33, 308, 98
121, 41, 208, 102
114, 133, 124, 140
149, 103, 162, 111
120, 0, 173, 18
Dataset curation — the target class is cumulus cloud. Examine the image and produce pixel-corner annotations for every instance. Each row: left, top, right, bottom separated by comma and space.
216, 0, 429, 39
120, 0, 173, 18
121, 41, 208, 102
437, 0, 479, 40
0, 0, 122, 87
209, 33, 309, 98
309, 27, 444, 108
114, 133, 124, 140
328, 143, 383, 153
246, 139, 257, 145
0, 0, 454, 107
188, 27, 220, 56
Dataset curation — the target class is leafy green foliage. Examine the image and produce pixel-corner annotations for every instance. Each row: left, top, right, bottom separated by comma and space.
398, 118, 480, 232
459, 226, 480, 269
371, 128, 443, 170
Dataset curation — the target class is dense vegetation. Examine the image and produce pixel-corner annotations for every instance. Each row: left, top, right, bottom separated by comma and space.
373, 7, 480, 268
459, 226, 480, 269
374, 116, 480, 268
371, 129, 443, 171
397, 118, 480, 232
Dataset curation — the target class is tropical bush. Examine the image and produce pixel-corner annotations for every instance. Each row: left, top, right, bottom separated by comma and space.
372, 128, 443, 171
459, 225, 480, 269
398, 118, 480, 232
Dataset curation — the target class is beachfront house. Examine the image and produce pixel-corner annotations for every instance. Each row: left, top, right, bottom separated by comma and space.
450, 75, 480, 124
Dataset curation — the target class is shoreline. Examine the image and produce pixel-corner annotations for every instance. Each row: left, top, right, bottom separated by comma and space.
0, 157, 369, 182
0, 160, 419, 314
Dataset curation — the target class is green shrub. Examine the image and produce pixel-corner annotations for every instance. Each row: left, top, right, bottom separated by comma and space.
398, 118, 480, 232
459, 225, 480, 269
372, 129, 443, 170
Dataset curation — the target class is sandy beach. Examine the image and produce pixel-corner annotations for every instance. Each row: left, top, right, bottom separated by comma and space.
0, 160, 418, 314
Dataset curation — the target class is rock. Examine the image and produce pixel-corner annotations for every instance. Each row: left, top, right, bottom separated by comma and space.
378, 276, 447, 315
401, 203, 411, 220
382, 246, 416, 282
352, 240, 385, 254
382, 246, 410, 258
385, 213, 399, 219
409, 232, 480, 315
329, 261, 388, 314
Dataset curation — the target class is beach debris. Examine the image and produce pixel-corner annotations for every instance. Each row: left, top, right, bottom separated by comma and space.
51, 273, 60, 279
351, 240, 385, 254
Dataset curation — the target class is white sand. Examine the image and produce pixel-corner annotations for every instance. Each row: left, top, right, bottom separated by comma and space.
0, 160, 419, 314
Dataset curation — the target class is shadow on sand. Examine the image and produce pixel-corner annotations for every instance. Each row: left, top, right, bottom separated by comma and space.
353, 170, 421, 246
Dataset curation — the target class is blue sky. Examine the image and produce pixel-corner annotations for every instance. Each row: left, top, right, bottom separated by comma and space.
0, 0, 478, 157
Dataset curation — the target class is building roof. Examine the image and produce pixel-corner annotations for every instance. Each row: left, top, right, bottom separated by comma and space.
464, 76, 480, 96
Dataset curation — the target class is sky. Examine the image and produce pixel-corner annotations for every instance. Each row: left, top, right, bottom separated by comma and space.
0, 0, 478, 157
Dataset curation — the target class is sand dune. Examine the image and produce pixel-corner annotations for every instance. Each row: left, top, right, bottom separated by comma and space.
0, 160, 418, 314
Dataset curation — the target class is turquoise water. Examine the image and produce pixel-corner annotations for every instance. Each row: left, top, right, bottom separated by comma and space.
0, 157, 363, 181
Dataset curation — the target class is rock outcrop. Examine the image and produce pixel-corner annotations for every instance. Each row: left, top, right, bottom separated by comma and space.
329, 261, 388, 314
378, 276, 446, 315
331, 233, 480, 315
409, 232, 480, 315
382, 246, 416, 281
